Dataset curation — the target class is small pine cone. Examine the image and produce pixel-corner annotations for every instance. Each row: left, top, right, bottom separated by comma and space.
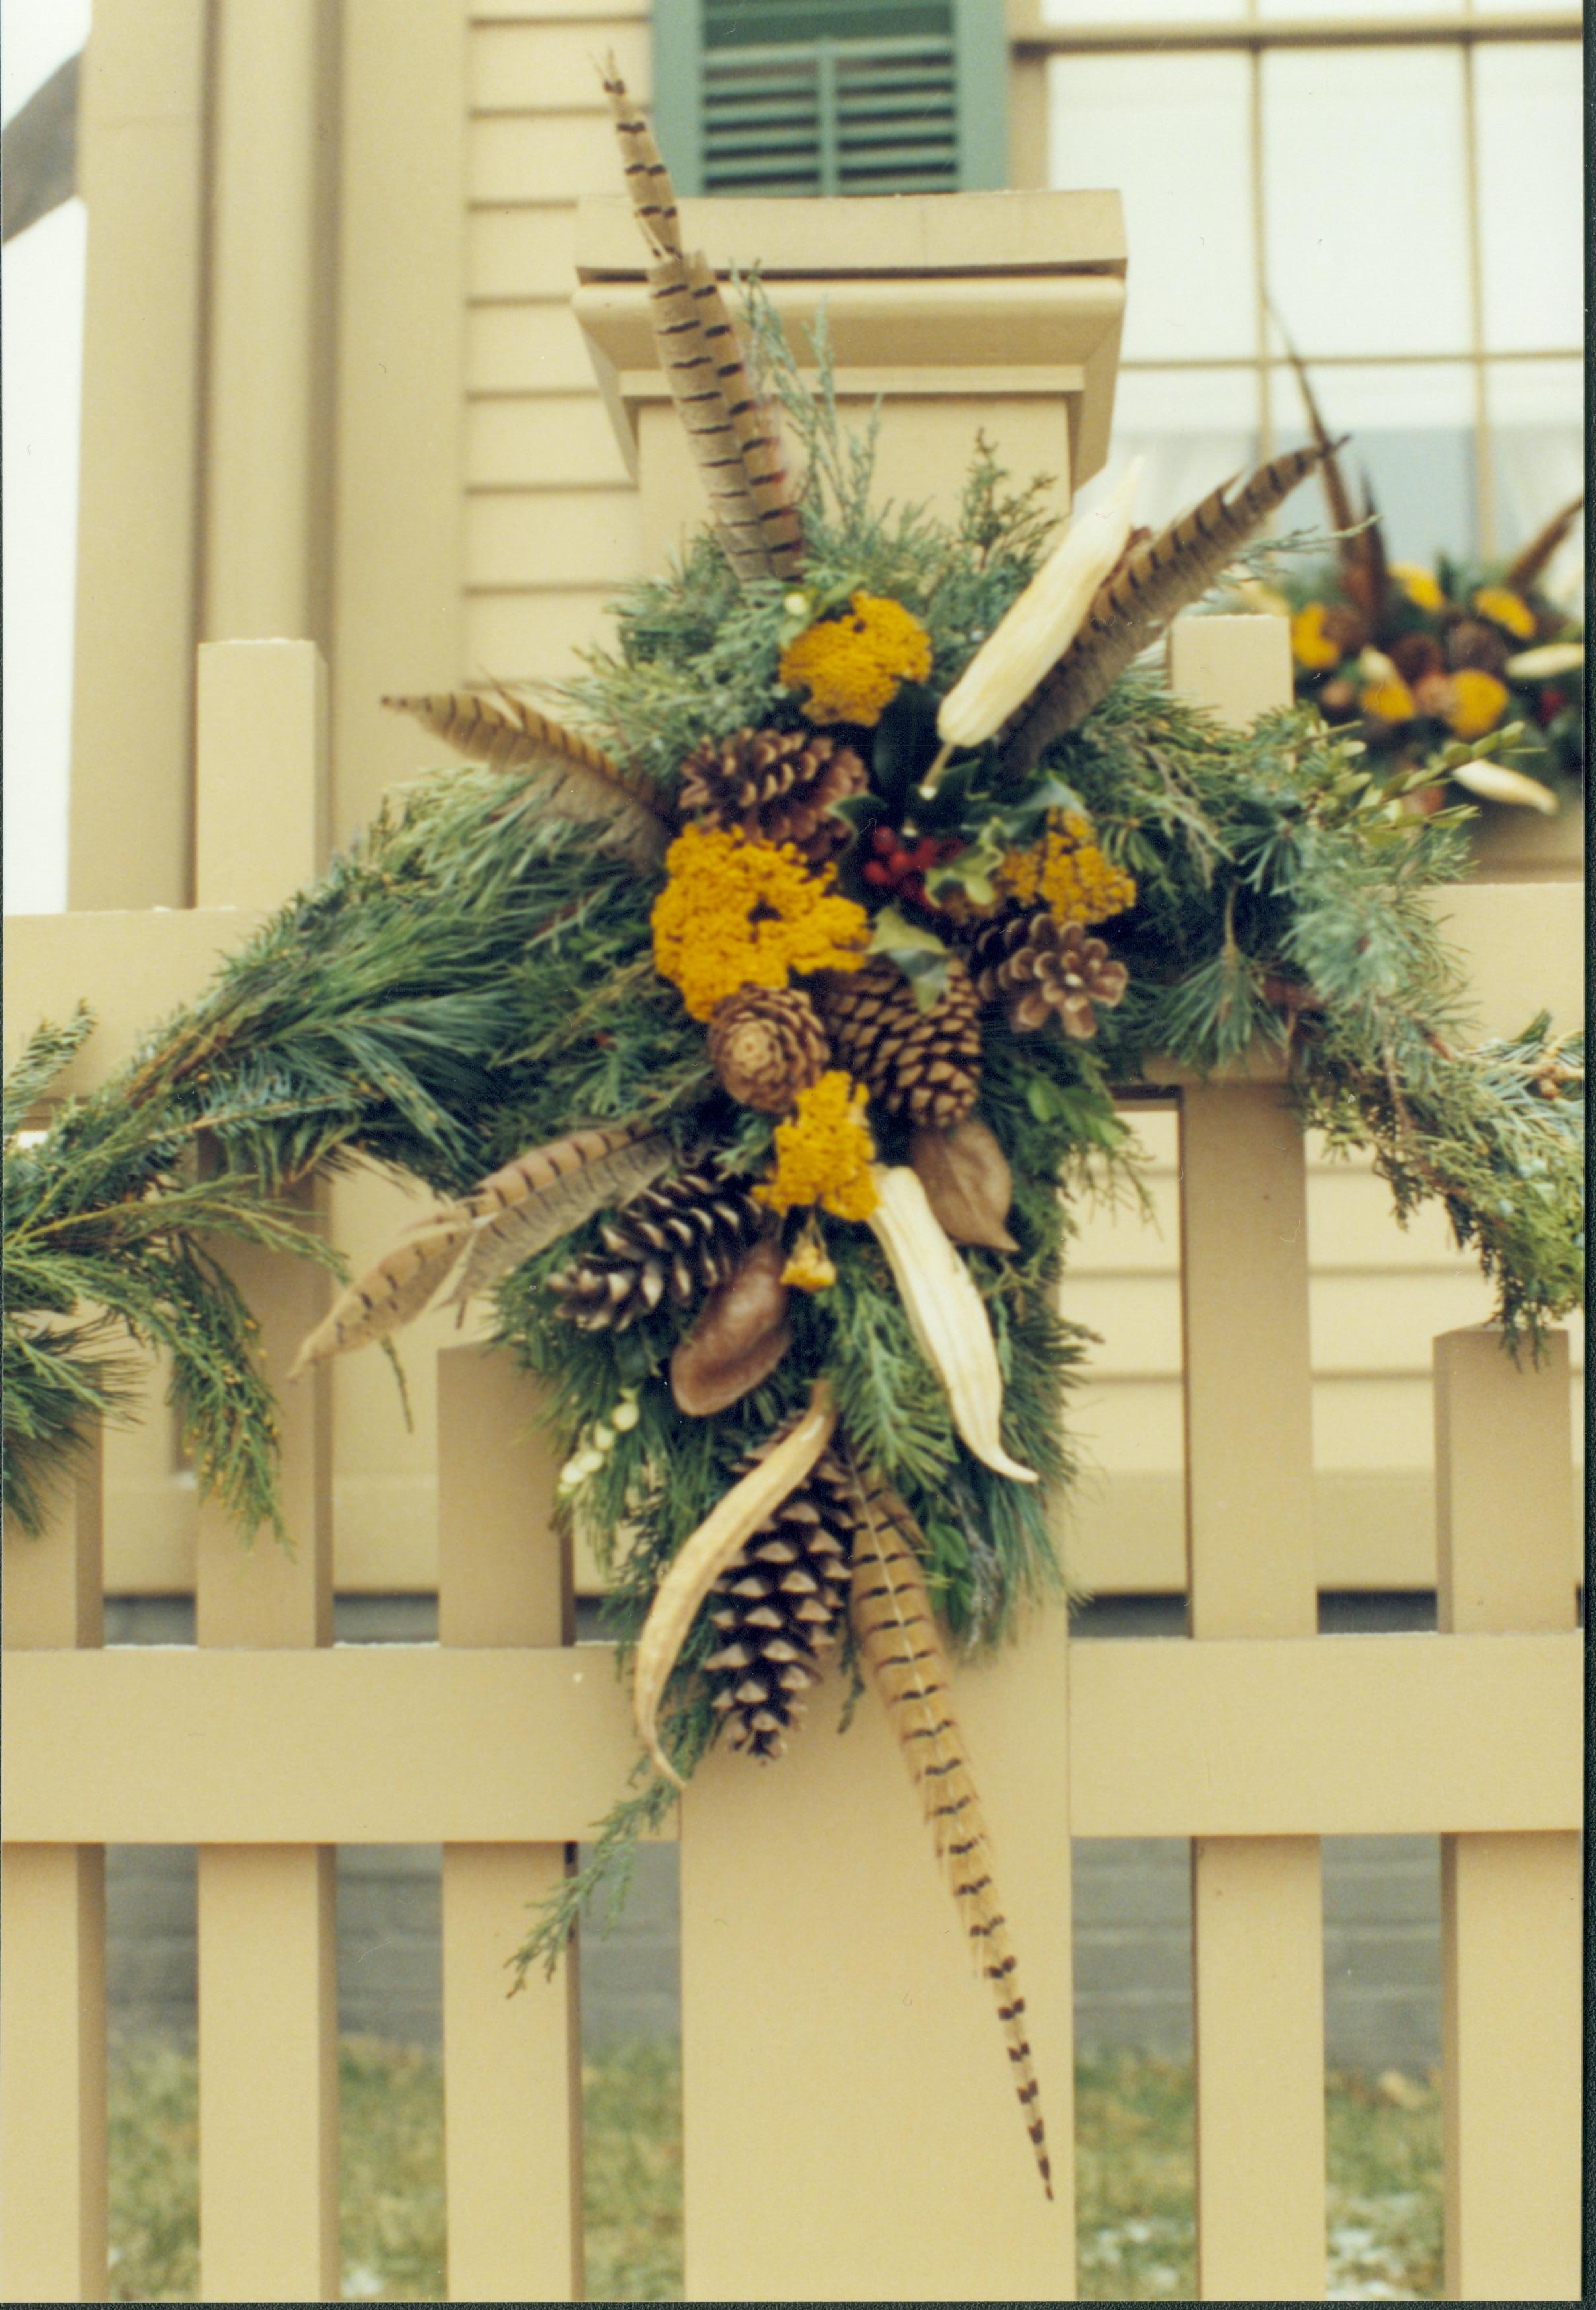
970, 910, 1128, 1037
1389, 630, 1445, 687
1321, 605, 1369, 657
709, 985, 830, 1114
703, 1445, 863, 1761
818, 956, 981, 1129
548, 1171, 765, 1331
1446, 619, 1509, 678
678, 727, 867, 864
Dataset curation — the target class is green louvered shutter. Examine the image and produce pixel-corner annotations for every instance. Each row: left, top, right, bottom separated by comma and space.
652, 0, 1007, 198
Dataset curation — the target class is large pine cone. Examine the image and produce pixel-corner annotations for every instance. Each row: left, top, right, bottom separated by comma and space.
969, 910, 1128, 1037
703, 1444, 863, 1761
709, 985, 830, 1113
1445, 619, 1509, 678
819, 956, 981, 1129
548, 1171, 765, 1331
678, 727, 867, 864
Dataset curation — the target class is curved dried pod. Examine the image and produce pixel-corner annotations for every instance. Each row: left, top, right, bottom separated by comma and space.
908, 1119, 1017, 1253
864, 1164, 1037, 1485
670, 1234, 791, 1417
633, 1380, 838, 1788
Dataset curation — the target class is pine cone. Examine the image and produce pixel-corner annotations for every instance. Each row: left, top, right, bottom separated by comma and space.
709, 985, 830, 1113
818, 957, 981, 1129
1446, 619, 1509, 678
1389, 630, 1445, 687
548, 1171, 766, 1331
678, 727, 867, 864
703, 1444, 863, 1761
969, 910, 1128, 1037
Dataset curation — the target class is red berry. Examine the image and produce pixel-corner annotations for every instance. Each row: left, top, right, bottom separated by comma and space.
863, 860, 893, 887
910, 837, 939, 871
871, 825, 898, 857
901, 874, 926, 905
1540, 687, 1567, 723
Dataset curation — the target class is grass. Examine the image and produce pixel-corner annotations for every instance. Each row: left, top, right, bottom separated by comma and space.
107, 2036, 1442, 2301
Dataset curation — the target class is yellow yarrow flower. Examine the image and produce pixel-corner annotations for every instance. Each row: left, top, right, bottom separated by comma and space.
651, 826, 868, 1022
1290, 602, 1341, 671
756, 1072, 877, 1221
1447, 667, 1510, 741
778, 593, 933, 727
1360, 674, 1418, 725
999, 811, 1137, 928
1472, 585, 1537, 641
781, 1224, 838, 1293
1392, 562, 1445, 613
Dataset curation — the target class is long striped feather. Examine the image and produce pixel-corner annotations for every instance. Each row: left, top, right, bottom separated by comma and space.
289, 1216, 471, 1378
1003, 441, 1332, 770
1504, 489, 1583, 595
603, 63, 802, 579
446, 1123, 675, 1307
845, 1455, 1054, 2201
382, 690, 672, 862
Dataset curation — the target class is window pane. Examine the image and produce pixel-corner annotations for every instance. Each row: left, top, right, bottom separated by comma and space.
1487, 359, 1583, 596
1270, 360, 1476, 562
1261, 0, 1460, 15
1262, 47, 1470, 355
1042, 0, 1245, 21
1047, 52, 1254, 361
1073, 365, 1258, 531
1475, 44, 1583, 354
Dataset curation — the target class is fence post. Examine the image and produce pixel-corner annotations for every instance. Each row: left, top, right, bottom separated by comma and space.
0, 1433, 108, 2303
1435, 1326, 1579, 2300
1169, 614, 1328, 2302
191, 641, 339, 2303
437, 1344, 583, 2303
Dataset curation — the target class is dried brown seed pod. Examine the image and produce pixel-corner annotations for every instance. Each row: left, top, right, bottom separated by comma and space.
670, 1234, 791, 1417
908, 1119, 1018, 1252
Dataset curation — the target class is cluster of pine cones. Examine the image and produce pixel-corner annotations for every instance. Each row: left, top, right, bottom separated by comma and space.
546, 724, 1130, 1337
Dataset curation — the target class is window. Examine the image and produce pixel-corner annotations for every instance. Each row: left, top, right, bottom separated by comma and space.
653, 0, 1007, 197
1036, 6, 1582, 581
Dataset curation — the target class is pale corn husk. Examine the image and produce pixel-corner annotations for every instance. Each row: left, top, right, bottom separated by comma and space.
936, 461, 1143, 750
1448, 759, 1560, 815
632, 1381, 838, 1787
1504, 642, 1583, 683
864, 1164, 1037, 1484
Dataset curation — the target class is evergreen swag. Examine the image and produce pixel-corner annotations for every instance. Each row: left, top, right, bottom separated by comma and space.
3, 79, 1582, 2192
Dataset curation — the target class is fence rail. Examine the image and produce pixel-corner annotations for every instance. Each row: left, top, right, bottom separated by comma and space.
1, 633, 1581, 2301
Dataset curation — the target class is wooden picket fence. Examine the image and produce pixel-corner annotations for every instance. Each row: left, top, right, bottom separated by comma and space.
1, 634, 1581, 2303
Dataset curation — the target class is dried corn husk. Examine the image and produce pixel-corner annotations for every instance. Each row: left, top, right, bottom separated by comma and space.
633, 1381, 838, 1786
864, 1164, 1036, 1483
937, 461, 1143, 750
1447, 759, 1559, 814
1505, 642, 1583, 683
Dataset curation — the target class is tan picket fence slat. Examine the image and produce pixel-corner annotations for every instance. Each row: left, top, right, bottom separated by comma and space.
438, 1346, 584, 2302
1, 632, 1583, 2303
1435, 1328, 1581, 2301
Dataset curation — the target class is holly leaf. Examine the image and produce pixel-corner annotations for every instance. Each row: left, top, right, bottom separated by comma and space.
871, 681, 941, 817
867, 904, 953, 1012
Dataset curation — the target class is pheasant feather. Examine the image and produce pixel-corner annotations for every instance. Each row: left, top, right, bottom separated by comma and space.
382, 689, 672, 862
604, 64, 802, 579
446, 1123, 675, 1308
289, 1217, 471, 1378
846, 1455, 1054, 2200
1003, 441, 1332, 770
1505, 489, 1583, 595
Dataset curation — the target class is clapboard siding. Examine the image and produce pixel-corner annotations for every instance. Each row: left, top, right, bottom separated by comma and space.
467, 487, 644, 587
463, 589, 622, 687
469, 207, 587, 298
467, 394, 632, 486
467, 301, 598, 392
469, 19, 649, 109
470, 109, 628, 201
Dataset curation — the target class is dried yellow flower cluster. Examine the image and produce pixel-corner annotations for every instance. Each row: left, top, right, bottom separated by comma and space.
779, 593, 933, 727
756, 1072, 878, 1221
998, 811, 1137, 928
1290, 601, 1340, 671
651, 825, 868, 1022
1472, 585, 1536, 641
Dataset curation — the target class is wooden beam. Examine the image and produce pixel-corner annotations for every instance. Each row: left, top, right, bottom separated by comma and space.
3, 1631, 1579, 1844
